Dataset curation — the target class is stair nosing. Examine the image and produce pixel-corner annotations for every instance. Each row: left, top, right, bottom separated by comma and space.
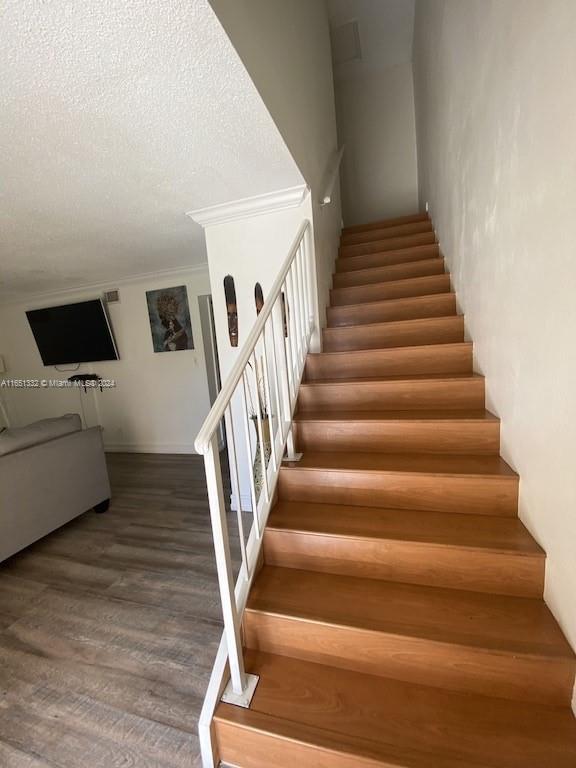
265, 527, 543, 558
283, 465, 517, 480
293, 411, 497, 423
331, 274, 450, 294
247, 568, 573, 660
323, 315, 463, 335
308, 341, 472, 359
333, 257, 445, 284
340, 235, 438, 253
300, 373, 484, 387
246, 606, 573, 661
327, 291, 456, 312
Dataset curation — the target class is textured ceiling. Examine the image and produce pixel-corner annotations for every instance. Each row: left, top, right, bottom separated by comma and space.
0, 0, 302, 300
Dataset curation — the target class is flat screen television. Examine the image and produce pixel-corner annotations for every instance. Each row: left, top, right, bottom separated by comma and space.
26, 299, 119, 366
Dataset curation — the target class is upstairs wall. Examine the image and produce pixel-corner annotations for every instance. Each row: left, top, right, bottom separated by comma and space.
328, 0, 419, 225
413, 0, 576, 689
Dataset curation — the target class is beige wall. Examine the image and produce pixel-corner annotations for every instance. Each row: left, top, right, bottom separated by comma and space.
335, 62, 418, 225
413, 0, 576, 697
328, 0, 419, 225
210, 0, 339, 195
0, 270, 212, 452
209, 0, 342, 332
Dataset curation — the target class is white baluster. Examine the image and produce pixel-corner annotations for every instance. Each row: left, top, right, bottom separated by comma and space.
240, 371, 260, 538
261, 323, 278, 472
204, 434, 246, 694
249, 351, 270, 504
273, 295, 297, 458
281, 284, 295, 401
223, 405, 249, 581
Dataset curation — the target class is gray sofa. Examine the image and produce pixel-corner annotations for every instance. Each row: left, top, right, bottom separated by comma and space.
0, 414, 111, 563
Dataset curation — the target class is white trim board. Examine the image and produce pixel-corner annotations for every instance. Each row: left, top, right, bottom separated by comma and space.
104, 443, 197, 454
187, 185, 309, 228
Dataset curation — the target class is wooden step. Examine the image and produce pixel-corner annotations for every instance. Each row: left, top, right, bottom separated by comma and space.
298, 374, 485, 412
293, 409, 498, 454
340, 231, 436, 258
278, 451, 518, 515
305, 343, 472, 381
341, 219, 434, 246
330, 274, 451, 306
333, 257, 445, 289
244, 567, 575, 704
265, 501, 544, 597
327, 293, 457, 327
335, 243, 440, 273
323, 316, 464, 353
214, 652, 576, 768
343, 212, 429, 236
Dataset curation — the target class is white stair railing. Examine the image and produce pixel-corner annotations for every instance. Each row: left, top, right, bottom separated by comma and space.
195, 219, 315, 766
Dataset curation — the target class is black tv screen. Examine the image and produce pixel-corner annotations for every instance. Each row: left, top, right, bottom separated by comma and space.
26, 299, 119, 366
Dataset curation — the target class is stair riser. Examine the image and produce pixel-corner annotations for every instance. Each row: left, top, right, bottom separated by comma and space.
341, 221, 434, 246
336, 244, 440, 273
322, 317, 464, 353
327, 294, 457, 327
278, 468, 518, 516
305, 344, 472, 381
215, 717, 393, 768
263, 532, 544, 598
298, 379, 485, 412
340, 232, 436, 258
293, 419, 499, 454
244, 613, 575, 705
333, 259, 445, 289
330, 275, 451, 306
344, 212, 429, 236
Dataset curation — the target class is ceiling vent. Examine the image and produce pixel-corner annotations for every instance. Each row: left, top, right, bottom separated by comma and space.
103, 289, 120, 304
331, 20, 362, 64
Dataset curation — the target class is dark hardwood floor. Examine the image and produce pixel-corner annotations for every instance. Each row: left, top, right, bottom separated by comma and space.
0, 453, 238, 767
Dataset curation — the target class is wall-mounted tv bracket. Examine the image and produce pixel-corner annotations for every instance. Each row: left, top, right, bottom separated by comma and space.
67, 373, 103, 392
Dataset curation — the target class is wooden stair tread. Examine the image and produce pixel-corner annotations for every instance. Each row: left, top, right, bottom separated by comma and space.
215, 651, 576, 768
322, 315, 464, 352
340, 232, 437, 257
332, 257, 445, 287
328, 292, 456, 315
323, 314, 462, 334
294, 408, 497, 422
247, 566, 573, 659
343, 212, 429, 234
330, 274, 451, 304
267, 500, 542, 555
341, 220, 434, 246
308, 341, 471, 361
283, 451, 516, 477
302, 371, 482, 384
335, 243, 441, 272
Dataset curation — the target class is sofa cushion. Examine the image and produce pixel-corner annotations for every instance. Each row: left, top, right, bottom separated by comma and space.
0, 414, 82, 456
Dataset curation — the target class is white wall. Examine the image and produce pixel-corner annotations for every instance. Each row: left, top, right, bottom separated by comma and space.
413, 0, 576, 694
203, 198, 314, 508
328, 0, 419, 225
209, 0, 342, 333
0, 269, 212, 453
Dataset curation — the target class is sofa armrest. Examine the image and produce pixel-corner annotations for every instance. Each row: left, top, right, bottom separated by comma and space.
0, 427, 111, 562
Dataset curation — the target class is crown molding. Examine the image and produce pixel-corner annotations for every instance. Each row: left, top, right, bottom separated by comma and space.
187, 184, 309, 228
0, 262, 209, 307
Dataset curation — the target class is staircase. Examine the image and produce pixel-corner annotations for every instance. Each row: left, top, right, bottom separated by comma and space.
212, 213, 576, 767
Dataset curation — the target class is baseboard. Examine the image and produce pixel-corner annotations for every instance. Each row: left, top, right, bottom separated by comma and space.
105, 442, 197, 454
